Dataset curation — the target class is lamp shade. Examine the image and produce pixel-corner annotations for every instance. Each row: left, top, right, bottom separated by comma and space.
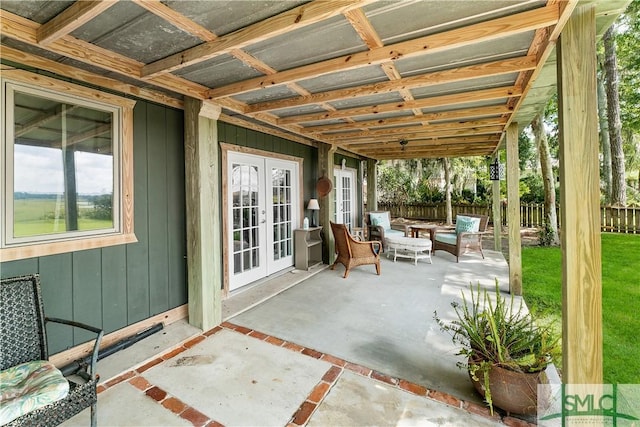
307, 199, 320, 210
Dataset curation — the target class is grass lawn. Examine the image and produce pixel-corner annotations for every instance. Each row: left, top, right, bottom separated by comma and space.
522, 233, 640, 384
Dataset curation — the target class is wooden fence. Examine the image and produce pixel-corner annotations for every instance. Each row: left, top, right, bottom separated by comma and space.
377, 202, 640, 234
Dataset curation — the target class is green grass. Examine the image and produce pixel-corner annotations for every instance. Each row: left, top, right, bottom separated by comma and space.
12, 198, 112, 237
522, 233, 640, 384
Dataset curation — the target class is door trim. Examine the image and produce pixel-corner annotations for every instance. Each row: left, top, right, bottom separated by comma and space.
220, 143, 304, 296
334, 167, 358, 230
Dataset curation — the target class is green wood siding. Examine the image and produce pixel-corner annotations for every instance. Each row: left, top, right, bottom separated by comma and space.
1, 101, 187, 354
218, 123, 318, 204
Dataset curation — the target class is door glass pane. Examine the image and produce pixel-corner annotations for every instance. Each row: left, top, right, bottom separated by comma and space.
271, 167, 293, 260
232, 163, 260, 275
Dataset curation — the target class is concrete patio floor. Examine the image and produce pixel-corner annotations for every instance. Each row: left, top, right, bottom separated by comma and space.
61, 249, 537, 426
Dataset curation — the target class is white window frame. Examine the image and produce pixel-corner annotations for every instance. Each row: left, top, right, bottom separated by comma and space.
1, 70, 137, 261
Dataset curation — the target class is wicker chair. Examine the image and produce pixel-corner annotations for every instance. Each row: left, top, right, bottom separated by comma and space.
364, 211, 409, 251
432, 213, 489, 262
330, 221, 382, 278
0, 274, 103, 427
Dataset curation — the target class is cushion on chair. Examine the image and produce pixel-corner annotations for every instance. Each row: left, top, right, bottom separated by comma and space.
435, 233, 458, 245
455, 215, 480, 234
0, 360, 69, 425
384, 229, 404, 237
369, 212, 391, 230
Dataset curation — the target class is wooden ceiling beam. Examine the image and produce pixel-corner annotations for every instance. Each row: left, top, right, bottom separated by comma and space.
247, 56, 535, 114
352, 141, 498, 153
141, 0, 371, 78
132, 0, 217, 41
346, 135, 496, 149
36, 1, 116, 46
343, 7, 383, 49
206, 4, 559, 99
370, 147, 497, 159
337, 126, 505, 145
300, 105, 511, 133
1, 10, 209, 99
0, 46, 184, 109
278, 86, 521, 125
320, 117, 507, 139
218, 113, 316, 147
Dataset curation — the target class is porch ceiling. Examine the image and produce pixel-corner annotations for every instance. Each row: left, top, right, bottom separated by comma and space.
0, 0, 629, 160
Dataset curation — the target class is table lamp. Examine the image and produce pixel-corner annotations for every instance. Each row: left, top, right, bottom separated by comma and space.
307, 199, 320, 227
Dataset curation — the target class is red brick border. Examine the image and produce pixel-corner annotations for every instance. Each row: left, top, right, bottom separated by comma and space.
96, 321, 535, 426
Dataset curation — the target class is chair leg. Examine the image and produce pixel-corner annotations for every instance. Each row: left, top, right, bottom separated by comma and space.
343, 268, 350, 278
331, 260, 339, 270
375, 260, 381, 275
91, 402, 97, 427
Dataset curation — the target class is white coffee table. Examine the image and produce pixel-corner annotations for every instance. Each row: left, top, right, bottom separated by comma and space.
384, 235, 432, 265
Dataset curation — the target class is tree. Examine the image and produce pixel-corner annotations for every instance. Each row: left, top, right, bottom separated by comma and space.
603, 26, 627, 206
597, 66, 612, 203
531, 113, 559, 245
443, 157, 452, 225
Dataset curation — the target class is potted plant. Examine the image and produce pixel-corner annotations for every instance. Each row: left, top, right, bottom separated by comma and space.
434, 281, 559, 415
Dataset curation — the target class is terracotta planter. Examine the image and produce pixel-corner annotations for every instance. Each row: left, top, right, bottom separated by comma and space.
469, 362, 548, 415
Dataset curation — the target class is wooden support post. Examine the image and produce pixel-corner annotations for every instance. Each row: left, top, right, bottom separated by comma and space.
506, 123, 522, 295
492, 153, 502, 252
366, 158, 378, 212
318, 143, 336, 264
184, 98, 222, 331
557, 5, 602, 384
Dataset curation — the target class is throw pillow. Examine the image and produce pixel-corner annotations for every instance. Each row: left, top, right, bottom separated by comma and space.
369, 213, 391, 230
455, 216, 478, 234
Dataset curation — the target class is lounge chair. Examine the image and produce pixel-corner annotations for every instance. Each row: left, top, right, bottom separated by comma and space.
364, 211, 409, 251
432, 214, 489, 262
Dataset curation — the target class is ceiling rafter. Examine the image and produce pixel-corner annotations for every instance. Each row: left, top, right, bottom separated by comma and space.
0, 46, 183, 109
36, 0, 117, 46
206, 4, 559, 99
1, 9, 325, 148
361, 142, 499, 154
277, 86, 521, 125
299, 105, 512, 134
141, 0, 372, 78
1, 10, 207, 99
132, 0, 217, 42
247, 56, 535, 114
336, 125, 505, 145
320, 117, 508, 139
348, 135, 497, 150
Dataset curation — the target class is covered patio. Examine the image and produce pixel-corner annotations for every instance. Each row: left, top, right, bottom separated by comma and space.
0, 0, 631, 425
62, 249, 533, 426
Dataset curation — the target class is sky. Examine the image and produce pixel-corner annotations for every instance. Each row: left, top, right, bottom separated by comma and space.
14, 144, 113, 195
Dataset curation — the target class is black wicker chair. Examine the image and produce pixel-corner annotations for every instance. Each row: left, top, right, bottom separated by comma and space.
0, 274, 103, 427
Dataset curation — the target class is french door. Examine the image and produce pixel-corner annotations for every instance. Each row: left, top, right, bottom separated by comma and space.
333, 168, 357, 230
227, 152, 299, 291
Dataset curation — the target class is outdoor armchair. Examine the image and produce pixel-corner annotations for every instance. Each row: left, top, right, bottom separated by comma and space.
432, 214, 489, 262
0, 274, 104, 427
364, 211, 409, 251
330, 221, 382, 278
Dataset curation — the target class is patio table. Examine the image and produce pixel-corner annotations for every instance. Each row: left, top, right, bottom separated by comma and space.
409, 224, 437, 239
384, 235, 432, 265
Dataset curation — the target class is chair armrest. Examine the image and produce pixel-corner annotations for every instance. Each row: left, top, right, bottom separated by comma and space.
351, 239, 382, 256
390, 223, 410, 236
368, 225, 385, 237
46, 317, 104, 381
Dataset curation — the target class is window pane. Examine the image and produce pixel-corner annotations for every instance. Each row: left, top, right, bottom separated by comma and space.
11, 91, 115, 239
